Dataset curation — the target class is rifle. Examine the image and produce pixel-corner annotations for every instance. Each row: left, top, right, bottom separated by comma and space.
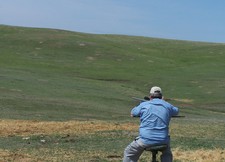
131, 97, 185, 118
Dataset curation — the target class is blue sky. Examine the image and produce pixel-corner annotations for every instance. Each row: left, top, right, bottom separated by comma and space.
1, 0, 225, 43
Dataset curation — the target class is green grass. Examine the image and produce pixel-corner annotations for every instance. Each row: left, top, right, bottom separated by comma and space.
1, 25, 225, 121
0, 25, 225, 161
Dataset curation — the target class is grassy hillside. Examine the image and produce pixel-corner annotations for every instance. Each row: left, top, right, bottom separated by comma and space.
0, 25, 225, 161
1, 25, 225, 121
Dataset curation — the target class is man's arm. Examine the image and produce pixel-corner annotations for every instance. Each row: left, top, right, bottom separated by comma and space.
170, 105, 179, 116
130, 102, 146, 117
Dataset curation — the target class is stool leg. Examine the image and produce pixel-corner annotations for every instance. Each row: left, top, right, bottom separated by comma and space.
151, 151, 158, 162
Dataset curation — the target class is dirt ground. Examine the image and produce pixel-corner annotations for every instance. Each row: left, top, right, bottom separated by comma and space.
0, 119, 224, 162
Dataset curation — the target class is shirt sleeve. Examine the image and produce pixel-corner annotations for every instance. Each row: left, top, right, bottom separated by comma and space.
170, 105, 179, 116
131, 105, 141, 117
131, 102, 147, 117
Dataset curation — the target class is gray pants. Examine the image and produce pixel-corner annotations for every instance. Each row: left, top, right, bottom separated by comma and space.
123, 138, 173, 162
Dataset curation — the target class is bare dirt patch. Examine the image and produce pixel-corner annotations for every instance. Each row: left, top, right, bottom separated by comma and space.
86, 56, 95, 61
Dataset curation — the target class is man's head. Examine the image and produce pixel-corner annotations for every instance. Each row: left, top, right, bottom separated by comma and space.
150, 86, 162, 99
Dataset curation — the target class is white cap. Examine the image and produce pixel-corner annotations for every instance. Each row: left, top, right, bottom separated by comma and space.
150, 86, 162, 94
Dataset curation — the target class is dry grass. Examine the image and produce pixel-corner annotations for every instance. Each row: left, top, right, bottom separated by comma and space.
1, 148, 224, 162
0, 148, 123, 162
173, 98, 193, 103
173, 148, 225, 162
0, 119, 138, 137
0, 119, 224, 162
0, 149, 39, 162
139, 148, 225, 162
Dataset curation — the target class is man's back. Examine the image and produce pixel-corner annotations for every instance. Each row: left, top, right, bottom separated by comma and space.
131, 99, 179, 145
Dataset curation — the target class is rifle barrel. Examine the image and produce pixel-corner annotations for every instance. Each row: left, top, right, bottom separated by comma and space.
172, 115, 185, 118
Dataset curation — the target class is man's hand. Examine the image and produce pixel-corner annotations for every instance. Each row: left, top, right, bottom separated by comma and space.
144, 96, 150, 100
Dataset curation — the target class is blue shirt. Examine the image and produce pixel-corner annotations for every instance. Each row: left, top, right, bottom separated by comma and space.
131, 98, 179, 145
